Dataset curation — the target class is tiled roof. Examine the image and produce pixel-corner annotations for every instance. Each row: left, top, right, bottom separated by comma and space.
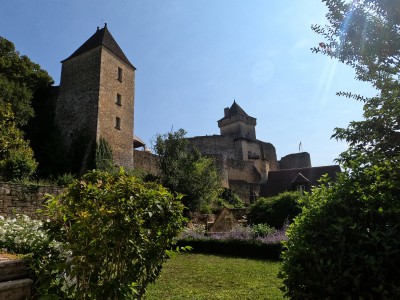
260, 165, 341, 197
62, 25, 135, 69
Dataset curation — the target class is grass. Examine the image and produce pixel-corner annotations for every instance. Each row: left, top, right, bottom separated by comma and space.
145, 253, 284, 300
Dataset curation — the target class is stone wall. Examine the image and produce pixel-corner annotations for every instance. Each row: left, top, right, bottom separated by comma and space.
133, 150, 159, 175
55, 47, 102, 173
229, 180, 260, 204
279, 152, 312, 170
0, 182, 63, 218
97, 47, 135, 169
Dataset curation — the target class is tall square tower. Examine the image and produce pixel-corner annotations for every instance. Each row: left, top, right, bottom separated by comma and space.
54, 24, 135, 173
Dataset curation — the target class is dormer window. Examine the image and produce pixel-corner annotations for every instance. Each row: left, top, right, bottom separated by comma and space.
116, 93, 122, 106
296, 185, 306, 193
118, 67, 123, 81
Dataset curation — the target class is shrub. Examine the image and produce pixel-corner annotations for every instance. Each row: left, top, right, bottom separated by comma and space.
280, 162, 400, 299
248, 191, 302, 229
218, 188, 244, 209
55, 172, 75, 186
44, 169, 185, 299
251, 223, 276, 238
0, 215, 52, 254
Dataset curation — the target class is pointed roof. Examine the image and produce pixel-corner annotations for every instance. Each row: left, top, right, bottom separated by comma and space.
226, 100, 249, 118
291, 173, 310, 184
62, 24, 135, 69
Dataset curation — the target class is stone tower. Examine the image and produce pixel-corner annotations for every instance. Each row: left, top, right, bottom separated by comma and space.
218, 101, 257, 140
54, 24, 135, 173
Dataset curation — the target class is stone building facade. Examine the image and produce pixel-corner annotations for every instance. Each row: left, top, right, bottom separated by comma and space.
54, 24, 135, 173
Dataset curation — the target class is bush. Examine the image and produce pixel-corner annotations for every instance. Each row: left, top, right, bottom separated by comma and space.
218, 188, 244, 209
176, 238, 282, 260
42, 169, 186, 299
280, 162, 400, 299
55, 172, 75, 186
248, 191, 302, 229
251, 223, 276, 238
0, 148, 37, 181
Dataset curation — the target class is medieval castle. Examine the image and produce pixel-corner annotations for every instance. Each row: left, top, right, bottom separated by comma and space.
47, 25, 339, 203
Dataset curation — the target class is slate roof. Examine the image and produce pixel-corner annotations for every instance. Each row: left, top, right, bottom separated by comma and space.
260, 165, 341, 197
62, 25, 135, 69
218, 100, 255, 122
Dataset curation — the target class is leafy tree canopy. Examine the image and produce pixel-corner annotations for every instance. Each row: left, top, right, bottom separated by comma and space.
154, 129, 222, 213
0, 36, 53, 126
280, 1, 400, 298
0, 103, 37, 180
312, 0, 400, 166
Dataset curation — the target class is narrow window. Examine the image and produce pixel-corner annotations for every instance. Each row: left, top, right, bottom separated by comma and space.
118, 67, 123, 81
296, 185, 306, 193
115, 117, 121, 129
116, 93, 122, 106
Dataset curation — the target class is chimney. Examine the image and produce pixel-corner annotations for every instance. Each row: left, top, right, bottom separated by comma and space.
224, 107, 230, 117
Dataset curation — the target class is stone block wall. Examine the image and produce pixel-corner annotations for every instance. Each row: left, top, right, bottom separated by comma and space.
188, 136, 236, 159
279, 152, 312, 170
133, 150, 159, 175
0, 182, 63, 218
229, 180, 260, 204
97, 48, 135, 169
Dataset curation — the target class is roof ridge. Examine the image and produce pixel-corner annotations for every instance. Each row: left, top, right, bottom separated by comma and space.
62, 25, 135, 69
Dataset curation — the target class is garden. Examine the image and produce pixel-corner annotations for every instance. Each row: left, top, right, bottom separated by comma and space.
1, 0, 400, 299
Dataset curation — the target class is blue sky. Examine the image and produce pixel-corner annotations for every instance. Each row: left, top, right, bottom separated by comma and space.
1, 0, 376, 166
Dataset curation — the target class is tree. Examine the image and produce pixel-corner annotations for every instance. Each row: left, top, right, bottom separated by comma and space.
0, 37, 53, 126
154, 129, 222, 212
0, 104, 37, 180
95, 136, 114, 171
280, 1, 400, 298
311, 0, 400, 166
248, 191, 303, 229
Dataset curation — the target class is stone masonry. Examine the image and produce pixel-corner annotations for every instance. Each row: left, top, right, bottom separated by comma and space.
54, 24, 135, 173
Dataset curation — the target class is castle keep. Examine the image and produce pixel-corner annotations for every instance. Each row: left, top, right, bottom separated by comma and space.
188, 101, 340, 203
54, 24, 135, 172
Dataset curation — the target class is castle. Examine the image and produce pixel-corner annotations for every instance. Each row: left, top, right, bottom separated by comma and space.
45, 25, 339, 202
188, 101, 340, 203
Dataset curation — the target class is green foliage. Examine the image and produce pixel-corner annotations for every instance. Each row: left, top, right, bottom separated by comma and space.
0, 36, 53, 126
43, 169, 185, 299
218, 188, 244, 209
176, 239, 282, 260
154, 129, 222, 213
249, 192, 302, 229
0, 104, 37, 181
0, 215, 53, 255
311, 0, 400, 166
251, 223, 276, 238
95, 136, 114, 171
280, 2, 400, 298
280, 163, 400, 299
0, 214, 64, 297
55, 172, 76, 187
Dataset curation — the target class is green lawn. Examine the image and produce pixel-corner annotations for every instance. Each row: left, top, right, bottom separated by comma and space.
145, 253, 284, 300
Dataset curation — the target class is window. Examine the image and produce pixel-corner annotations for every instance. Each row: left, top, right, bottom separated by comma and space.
116, 93, 122, 106
296, 185, 306, 193
115, 117, 121, 129
117, 67, 123, 81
